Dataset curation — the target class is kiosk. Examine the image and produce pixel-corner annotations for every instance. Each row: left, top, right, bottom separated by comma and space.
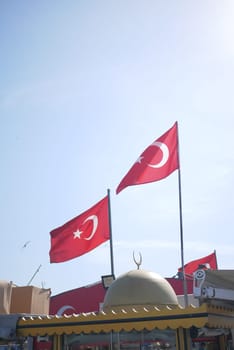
16, 268, 234, 350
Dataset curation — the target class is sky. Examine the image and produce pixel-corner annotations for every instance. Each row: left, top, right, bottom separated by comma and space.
1, 1, 234, 296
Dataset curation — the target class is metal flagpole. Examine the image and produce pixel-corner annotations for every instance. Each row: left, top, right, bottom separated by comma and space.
107, 189, 115, 276
27, 264, 42, 286
214, 249, 218, 269
177, 123, 188, 307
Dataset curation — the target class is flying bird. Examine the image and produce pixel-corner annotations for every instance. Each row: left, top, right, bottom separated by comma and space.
21, 241, 31, 249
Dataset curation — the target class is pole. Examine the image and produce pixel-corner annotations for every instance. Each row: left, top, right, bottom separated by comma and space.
178, 169, 188, 307
107, 189, 115, 276
214, 249, 218, 269
27, 264, 42, 286
177, 123, 188, 307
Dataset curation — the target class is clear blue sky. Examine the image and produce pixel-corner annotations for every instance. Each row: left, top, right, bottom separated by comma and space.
1, 1, 234, 296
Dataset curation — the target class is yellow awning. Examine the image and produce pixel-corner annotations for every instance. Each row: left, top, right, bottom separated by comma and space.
17, 303, 234, 337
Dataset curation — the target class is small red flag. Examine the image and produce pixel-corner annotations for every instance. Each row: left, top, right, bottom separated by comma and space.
178, 252, 218, 276
49, 196, 110, 263
116, 122, 179, 194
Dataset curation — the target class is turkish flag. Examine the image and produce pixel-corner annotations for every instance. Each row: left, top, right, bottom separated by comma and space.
49, 196, 110, 263
116, 122, 179, 194
178, 252, 218, 276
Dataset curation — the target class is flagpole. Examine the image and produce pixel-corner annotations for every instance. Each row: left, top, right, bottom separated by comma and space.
214, 249, 218, 269
177, 123, 188, 307
107, 189, 115, 277
27, 264, 42, 286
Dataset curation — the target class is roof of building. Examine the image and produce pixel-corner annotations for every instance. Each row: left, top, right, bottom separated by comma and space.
102, 269, 178, 312
17, 303, 234, 337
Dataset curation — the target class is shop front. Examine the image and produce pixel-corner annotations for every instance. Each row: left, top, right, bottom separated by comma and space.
17, 303, 234, 350
16, 268, 234, 350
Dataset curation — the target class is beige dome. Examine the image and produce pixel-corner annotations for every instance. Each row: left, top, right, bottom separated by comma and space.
102, 269, 178, 312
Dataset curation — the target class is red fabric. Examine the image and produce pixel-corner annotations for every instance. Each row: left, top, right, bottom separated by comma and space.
34, 341, 52, 350
50, 282, 106, 315
49, 196, 110, 263
166, 278, 193, 295
116, 122, 179, 194
178, 252, 218, 276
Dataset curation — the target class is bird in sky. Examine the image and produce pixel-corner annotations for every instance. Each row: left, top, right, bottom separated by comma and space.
21, 241, 31, 249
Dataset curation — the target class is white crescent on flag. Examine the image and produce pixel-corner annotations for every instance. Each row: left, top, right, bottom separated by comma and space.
57, 305, 76, 316
83, 215, 98, 240
147, 141, 169, 168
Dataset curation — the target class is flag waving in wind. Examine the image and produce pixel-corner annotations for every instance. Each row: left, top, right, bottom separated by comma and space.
49, 196, 110, 263
178, 251, 218, 276
116, 122, 179, 194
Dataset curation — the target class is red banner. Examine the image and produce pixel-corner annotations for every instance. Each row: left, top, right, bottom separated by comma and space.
116, 122, 179, 194
178, 252, 218, 276
49, 196, 109, 263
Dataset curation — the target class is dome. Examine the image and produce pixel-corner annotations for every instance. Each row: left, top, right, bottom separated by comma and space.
102, 269, 178, 312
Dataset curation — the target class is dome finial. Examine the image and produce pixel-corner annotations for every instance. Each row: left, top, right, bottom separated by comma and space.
133, 251, 142, 269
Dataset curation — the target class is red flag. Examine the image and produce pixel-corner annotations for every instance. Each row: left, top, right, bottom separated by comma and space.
49, 196, 110, 263
116, 122, 179, 194
178, 252, 218, 276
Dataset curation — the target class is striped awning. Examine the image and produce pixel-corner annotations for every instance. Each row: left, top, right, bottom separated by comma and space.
16, 303, 234, 337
